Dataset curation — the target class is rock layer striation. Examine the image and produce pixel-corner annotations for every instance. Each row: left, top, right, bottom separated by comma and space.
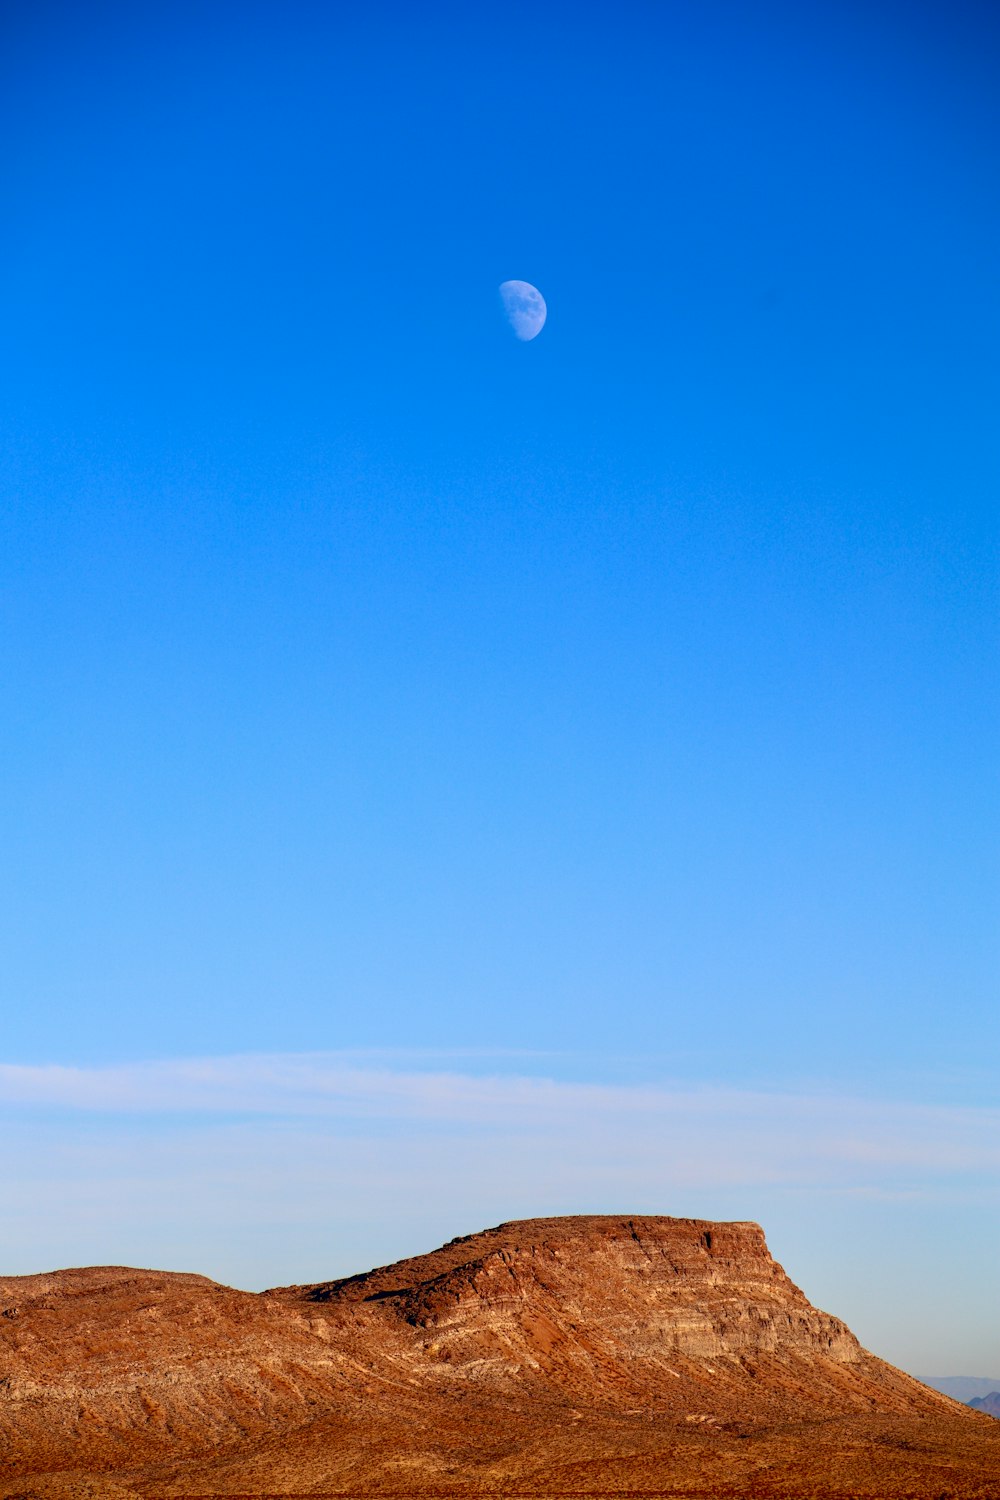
3, 1215, 998, 1497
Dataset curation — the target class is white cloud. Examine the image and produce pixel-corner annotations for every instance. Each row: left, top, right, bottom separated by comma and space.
1, 1051, 998, 1183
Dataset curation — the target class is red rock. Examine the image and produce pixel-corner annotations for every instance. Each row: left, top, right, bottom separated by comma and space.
3, 1216, 998, 1497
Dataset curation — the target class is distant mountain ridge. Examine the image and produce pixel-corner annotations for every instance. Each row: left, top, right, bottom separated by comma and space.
969, 1391, 1000, 1418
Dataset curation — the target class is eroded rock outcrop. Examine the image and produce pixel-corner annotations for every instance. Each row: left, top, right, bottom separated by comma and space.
3, 1216, 998, 1497
282, 1215, 861, 1370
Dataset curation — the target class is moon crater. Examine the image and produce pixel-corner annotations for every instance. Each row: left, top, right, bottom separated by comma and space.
499, 280, 546, 341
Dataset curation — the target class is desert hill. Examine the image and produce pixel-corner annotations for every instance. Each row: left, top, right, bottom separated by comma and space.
3, 1215, 999, 1498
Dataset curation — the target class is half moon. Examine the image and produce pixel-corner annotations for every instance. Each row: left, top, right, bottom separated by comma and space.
499, 280, 547, 341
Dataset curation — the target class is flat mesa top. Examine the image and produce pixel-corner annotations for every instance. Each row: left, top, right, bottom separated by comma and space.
271, 1214, 769, 1301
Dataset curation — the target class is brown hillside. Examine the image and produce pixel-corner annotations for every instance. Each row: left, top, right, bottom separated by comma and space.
3, 1216, 999, 1498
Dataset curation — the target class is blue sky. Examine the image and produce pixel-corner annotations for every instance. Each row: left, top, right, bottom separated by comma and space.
1, 0, 997, 1373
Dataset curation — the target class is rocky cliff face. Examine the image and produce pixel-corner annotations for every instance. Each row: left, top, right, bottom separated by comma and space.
280, 1215, 862, 1386
3, 1216, 998, 1498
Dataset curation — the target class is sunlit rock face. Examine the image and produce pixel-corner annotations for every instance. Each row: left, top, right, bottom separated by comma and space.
4, 1216, 999, 1497
289, 1215, 862, 1375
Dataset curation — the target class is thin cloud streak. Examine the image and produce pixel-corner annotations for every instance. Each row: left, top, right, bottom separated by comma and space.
1, 1052, 998, 1179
